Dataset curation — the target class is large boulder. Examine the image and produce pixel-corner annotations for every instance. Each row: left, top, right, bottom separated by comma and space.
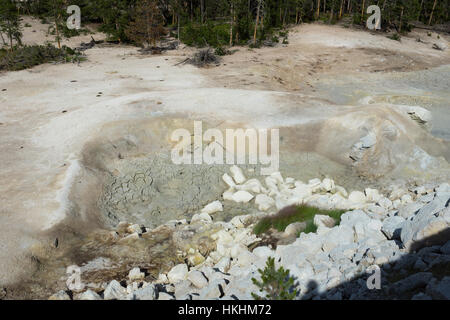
381, 216, 405, 240
401, 198, 450, 252
104, 280, 127, 300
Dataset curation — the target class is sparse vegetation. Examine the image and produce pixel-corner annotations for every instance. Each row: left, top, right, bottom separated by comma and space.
188, 48, 220, 67
388, 33, 402, 41
251, 257, 297, 300
0, 44, 85, 71
253, 205, 346, 236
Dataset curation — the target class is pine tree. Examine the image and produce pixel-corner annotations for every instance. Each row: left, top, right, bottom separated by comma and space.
0, 0, 22, 50
125, 0, 166, 47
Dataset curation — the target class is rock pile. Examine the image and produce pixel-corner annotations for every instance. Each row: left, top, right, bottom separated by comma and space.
49, 167, 450, 300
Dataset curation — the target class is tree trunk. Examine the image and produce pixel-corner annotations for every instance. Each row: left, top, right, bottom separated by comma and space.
339, 0, 343, 19
55, 15, 61, 49
254, 0, 260, 45
229, 3, 233, 46
201, 0, 204, 23
177, 13, 180, 41
417, 0, 424, 20
428, 0, 437, 26
329, 0, 334, 23
0, 31, 6, 46
361, 0, 366, 23
399, 7, 404, 33
316, 0, 321, 19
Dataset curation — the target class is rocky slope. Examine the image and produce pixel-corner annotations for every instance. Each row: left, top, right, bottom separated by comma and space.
49, 166, 450, 300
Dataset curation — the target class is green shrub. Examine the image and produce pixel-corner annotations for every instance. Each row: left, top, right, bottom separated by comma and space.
180, 22, 230, 47
214, 46, 232, 56
0, 45, 85, 71
253, 205, 346, 236
387, 33, 401, 41
251, 257, 297, 300
352, 13, 363, 25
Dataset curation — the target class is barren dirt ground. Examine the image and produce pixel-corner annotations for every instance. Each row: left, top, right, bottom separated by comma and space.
0, 18, 449, 295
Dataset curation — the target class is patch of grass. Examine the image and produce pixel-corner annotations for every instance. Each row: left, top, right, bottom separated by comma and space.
0, 45, 85, 71
253, 205, 347, 236
387, 33, 401, 41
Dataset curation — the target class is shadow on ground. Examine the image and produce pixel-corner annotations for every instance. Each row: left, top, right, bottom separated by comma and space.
288, 228, 450, 300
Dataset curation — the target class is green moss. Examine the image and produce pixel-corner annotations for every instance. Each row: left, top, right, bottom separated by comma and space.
253, 205, 347, 236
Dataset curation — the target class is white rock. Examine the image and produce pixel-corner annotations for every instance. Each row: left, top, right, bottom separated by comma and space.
381, 216, 405, 240
378, 197, 393, 209
127, 224, 142, 234
270, 171, 284, 184
321, 178, 335, 192
223, 188, 235, 201
365, 188, 382, 203
128, 267, 145, 281
265, 176, 279, 195
414, 186, 427, 195
236, 178, 265, 193
158, 292, 174, 300
236, 251, 257, 267
131, 285, 156, 300
308, 178, 322, 192
389, 188, 407, 201
230, 165, 246, 184
201, 200, 223, 214
401, 194, 413, 205
199, 280, 225, 299
252, 246, 274, 260
191, 212, 213, 223
214, 257, 231, 272
230, 243, 249, 259
167, 264, 189, 283
284, 222, 306, 236
322, 225, 355, 252
222, 173, 236, 188
253, 194, 274, 211
49, 290, 71, 300
104, 280, 127, 300
213, 230, 234, 245
79, 289, 102, 300
335, 185, 348, 198
230, 216, 245, 228
188, 270, 208, 289
231, 190, 254, 203
314, 214, 336, 228
401, 204, 449, 252
155, 273, 168, 284
348, 191, 366, 204
360, 132, 377, 148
